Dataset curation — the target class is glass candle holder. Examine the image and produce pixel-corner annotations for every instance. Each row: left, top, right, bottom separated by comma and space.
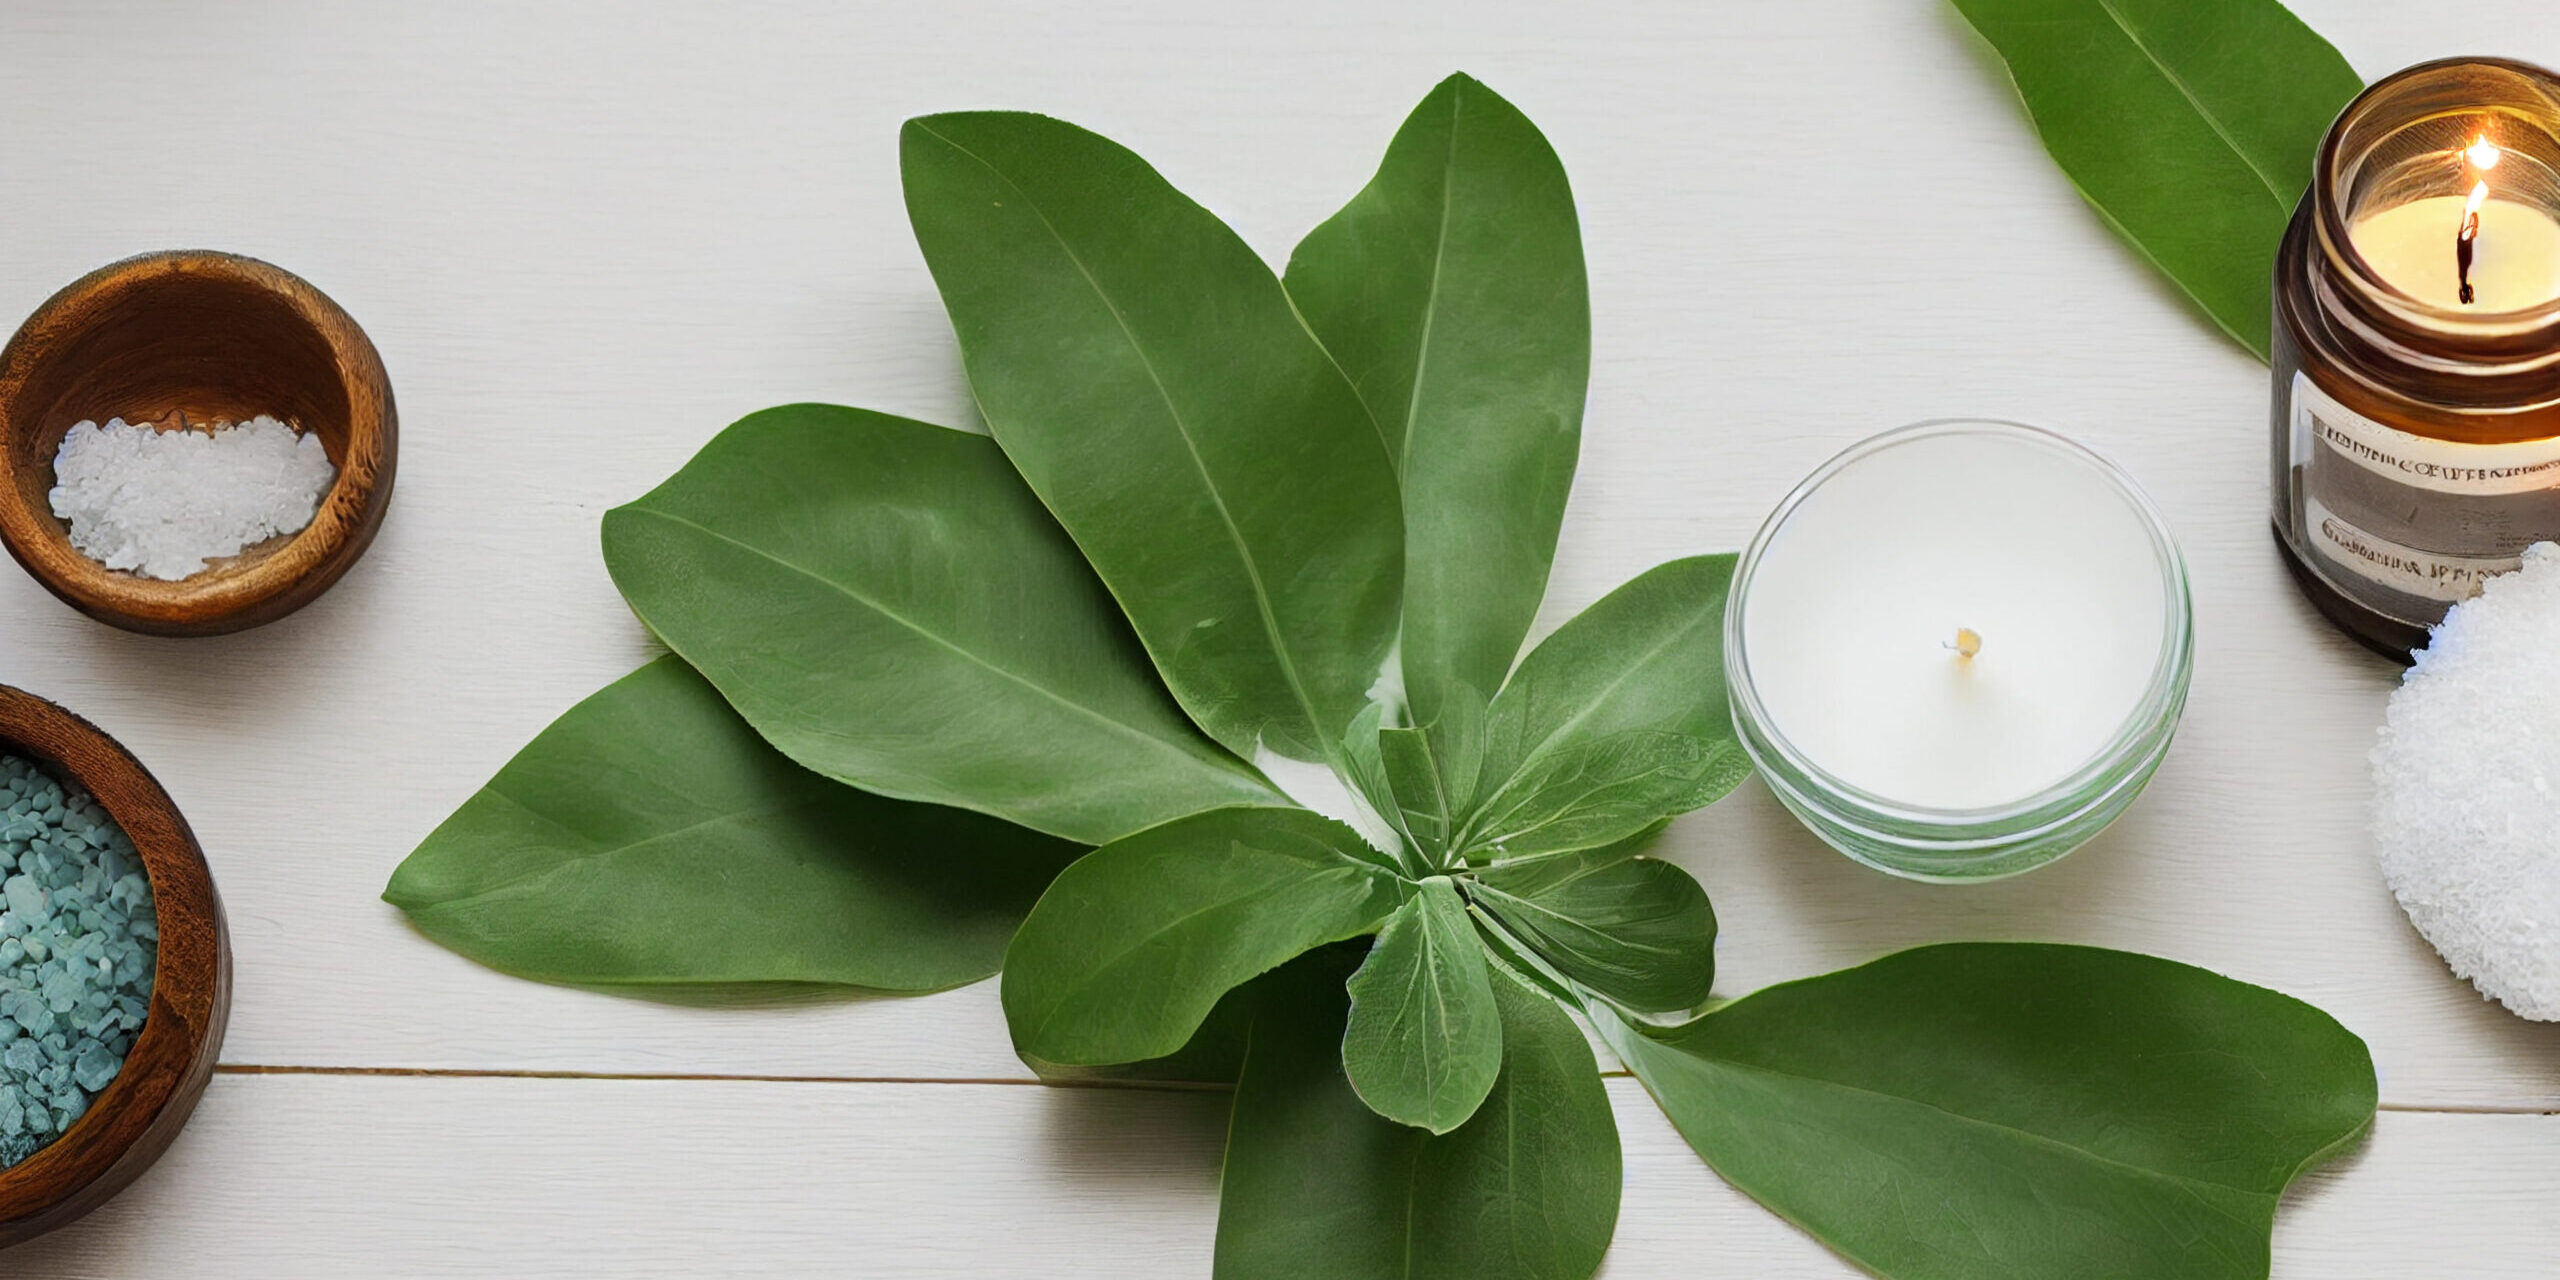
1725, 420, 2194, 882
2274, 57, 2560, 659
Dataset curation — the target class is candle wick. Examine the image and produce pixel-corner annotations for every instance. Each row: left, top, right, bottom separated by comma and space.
1949, 627, 1983, 660
2459, 177, 2488, 306
2459, 210, 2480, 305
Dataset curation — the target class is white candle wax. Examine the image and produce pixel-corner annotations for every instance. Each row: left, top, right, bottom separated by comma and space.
1739, 429, 2169, 811
2352, 194, 2560, 311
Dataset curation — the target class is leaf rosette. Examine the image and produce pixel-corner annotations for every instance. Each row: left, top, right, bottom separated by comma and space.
389, 57, 2378, 1280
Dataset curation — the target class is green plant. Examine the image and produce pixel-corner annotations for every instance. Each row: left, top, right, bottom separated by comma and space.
390, 73, 2376, 1279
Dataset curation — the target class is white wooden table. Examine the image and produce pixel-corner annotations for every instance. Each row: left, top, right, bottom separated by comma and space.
4, 1, 2557, 1274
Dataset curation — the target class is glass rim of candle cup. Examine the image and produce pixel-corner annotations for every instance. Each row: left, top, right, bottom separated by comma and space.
1723, 419, 2196, 883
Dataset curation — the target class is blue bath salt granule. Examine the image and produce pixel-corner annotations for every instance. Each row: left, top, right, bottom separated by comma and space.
0, 753, 157, 1169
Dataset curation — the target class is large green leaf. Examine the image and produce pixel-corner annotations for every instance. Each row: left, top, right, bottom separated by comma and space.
602, 405, 1279, 847
1603, 943, 2378, 1280
1952, 0, 2362, 359
1474, 844, 1715, 1016
902, 110, 1404, 770
1468, 555, 1745, 858
1285, 73, 1587, 739
1341, 876, 1502, 1134
1001, 807, 1403, 1066
1216, 948, 1621, 1280
385, 657, 1078, 992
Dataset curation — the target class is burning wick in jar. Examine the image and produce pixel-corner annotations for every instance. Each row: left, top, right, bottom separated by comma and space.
2458, 134, 2500, 305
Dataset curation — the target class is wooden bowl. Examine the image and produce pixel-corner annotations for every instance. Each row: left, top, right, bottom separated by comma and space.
0, 684, 229, 1247
0, 250, 396, 636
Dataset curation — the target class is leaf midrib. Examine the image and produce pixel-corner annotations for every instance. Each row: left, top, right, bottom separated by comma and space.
1396, 900, 1458, 1116
1475, 597, 1712, 839
1675, 1047, 2282, 1205
2091, 0, 2288, 210
1391, 79, 1467, 474
402, 833, 951, 991
910, 119, 1342, 769
619, 505, 1263, 786
1471, 880, 1693, 966
1467, 746, 1723, 852
412, 783, 807, 906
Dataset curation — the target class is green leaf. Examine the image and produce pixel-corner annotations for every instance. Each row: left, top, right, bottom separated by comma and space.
1022, 976, 1259, 1087
903, 110, 1405, 770
1216, 947, 1621, 1280
1376, 726, 1450, 856
1471, 555, 1745, 854
1336, 702, 1409, 860
1474, 845, 1715, 1016
1341, 876, 1503, 1134
1001, 807, 1403, 1066
1374, 681, 1485, 860
1285, 73, 1588, 741
1461, 729, 1746, 863
1952, 0, 2362, 359
602, 404, 1280, 847
1603, 943, 2378, 1280
385, 657, 1079, 992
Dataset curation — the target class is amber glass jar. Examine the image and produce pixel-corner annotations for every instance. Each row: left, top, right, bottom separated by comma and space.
2273, 57, 2560, 659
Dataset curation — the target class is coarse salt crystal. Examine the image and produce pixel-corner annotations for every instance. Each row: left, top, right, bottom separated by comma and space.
2372, 541, 2560, 1020
47, 415, 336, 581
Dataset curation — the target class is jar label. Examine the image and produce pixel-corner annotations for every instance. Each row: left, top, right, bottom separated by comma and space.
2293, 371, 2560, 495
2289, 371, 2560, 608
2303, 495, 2520, 602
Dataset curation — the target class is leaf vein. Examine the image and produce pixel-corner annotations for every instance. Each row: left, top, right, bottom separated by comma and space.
909, 119, 1345, 771
618, 506, 1259, 784
1682, 1052, 2283, 1202
2091, 0, 2288, 210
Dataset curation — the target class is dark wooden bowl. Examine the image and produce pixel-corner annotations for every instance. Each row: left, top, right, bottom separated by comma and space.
0, 684, 229, 1247
0, 250, 395, 636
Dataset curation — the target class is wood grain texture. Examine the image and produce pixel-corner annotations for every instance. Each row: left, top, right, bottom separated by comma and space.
0, 686, 229, 1245
0, 251, 396, 636
0, 1075, 2549, 1278
0, 0, 2556, 1272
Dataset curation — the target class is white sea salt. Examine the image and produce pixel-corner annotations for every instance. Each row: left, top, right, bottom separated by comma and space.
2372, 541, 2560, 1020
47, 415, 336, 581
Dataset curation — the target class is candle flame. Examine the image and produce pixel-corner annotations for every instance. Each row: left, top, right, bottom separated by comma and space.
2450, 136, 2497, 305
1950, 628, 1982, 660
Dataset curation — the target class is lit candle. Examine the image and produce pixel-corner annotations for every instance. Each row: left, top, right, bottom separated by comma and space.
1726, 421, 2192, 880
2274, 58, 2560, 660
2349, 134, 2560, 311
